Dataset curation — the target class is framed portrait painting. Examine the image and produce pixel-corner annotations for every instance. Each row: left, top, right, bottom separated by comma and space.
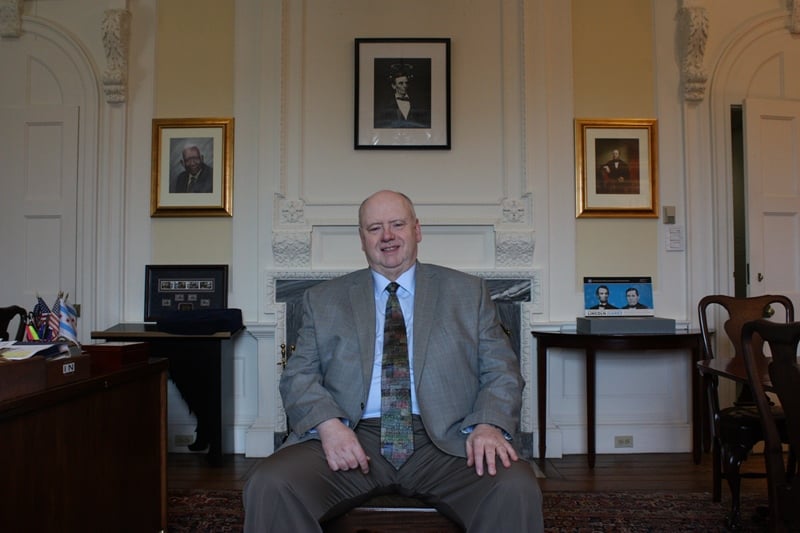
150, 117, 234, 217
574, 118, 658, 218
354, 38, 451, 149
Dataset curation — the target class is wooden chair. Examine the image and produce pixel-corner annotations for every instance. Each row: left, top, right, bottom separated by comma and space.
0, 305, 27, 342
698, 294, 794, 529
741, 320, 800, 532
322, 494, 462, 532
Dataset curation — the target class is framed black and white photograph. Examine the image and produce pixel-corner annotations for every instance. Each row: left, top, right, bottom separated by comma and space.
144, 264, 229, 321
574, 118, 658, 218
354, 38, 451, 149
150, 118, 234, 217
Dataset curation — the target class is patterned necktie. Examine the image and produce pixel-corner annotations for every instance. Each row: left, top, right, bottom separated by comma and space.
380, 282, 413, 469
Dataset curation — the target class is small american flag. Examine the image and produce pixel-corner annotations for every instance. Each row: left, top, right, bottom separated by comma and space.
47, 293, 62, 341
32, 296, 52, 340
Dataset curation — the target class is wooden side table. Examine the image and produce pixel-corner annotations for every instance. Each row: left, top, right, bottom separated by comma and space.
532, 329, 704, 468
92, 323, 242, 466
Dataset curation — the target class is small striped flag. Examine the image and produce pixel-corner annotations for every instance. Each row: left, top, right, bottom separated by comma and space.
25, 321, 40, 341
59, 295, 79, 345
32, 296, 52, 340
47, 293, 62, 341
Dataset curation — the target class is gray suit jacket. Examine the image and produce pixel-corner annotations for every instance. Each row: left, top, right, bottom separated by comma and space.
279, 263, 523, 458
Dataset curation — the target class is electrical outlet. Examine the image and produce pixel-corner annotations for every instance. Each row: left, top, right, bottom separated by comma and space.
614, 435, 634, 448
175, 434, 194, 446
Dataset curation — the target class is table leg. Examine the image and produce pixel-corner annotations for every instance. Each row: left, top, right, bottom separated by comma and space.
537, 341, 547, 468
586, 348, 596, 469
209, 342, 223, 466
691, 342, 702, 464
158, 340, 224, 467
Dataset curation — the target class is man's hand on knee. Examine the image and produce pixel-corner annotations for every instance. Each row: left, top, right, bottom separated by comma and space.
465, 423, 519, 476
317, 418, 371, 474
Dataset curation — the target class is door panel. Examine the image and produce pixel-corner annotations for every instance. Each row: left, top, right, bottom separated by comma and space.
0, 106, 79, 311
743, 98, 800, 316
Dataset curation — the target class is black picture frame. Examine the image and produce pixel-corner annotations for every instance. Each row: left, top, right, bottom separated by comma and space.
354, 38, 451, 149
144, 265, 229, 321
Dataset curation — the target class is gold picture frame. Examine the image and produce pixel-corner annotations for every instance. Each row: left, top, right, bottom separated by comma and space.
574, 118, 658, 218
150, 117, 234, 217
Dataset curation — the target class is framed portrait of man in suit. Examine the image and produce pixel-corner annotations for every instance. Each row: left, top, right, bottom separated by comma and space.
354, 38, 451, 150
150, 117, 234, 217
574, 118, 658, 218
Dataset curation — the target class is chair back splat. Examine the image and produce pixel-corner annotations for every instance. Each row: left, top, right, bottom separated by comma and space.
742, 319, 800, 532
0, 305, 27, 342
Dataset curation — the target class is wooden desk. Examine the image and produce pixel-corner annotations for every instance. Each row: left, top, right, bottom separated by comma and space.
0, 359, 167, 532
532, 329, 704, 468
92, 323, 241, 467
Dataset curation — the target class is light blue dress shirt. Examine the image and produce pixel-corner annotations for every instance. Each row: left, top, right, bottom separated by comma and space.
363, 266, 420, 418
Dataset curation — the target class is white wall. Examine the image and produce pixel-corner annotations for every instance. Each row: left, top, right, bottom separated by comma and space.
6, 0, 795, 458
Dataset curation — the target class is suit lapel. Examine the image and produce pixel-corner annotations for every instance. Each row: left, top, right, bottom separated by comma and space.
413, 264, 438, 379
349, 271, 377, 392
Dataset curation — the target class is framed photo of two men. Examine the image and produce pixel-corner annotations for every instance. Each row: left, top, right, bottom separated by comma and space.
150, 117, 234, 217
354, 38, 451, 150
574, 118, 658, 218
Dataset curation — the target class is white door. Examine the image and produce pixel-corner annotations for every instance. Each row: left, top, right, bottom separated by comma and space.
743, 98, 800, 315
0, 106, 79, 315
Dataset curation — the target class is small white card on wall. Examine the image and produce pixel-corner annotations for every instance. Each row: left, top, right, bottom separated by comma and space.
666, 225, 685, 251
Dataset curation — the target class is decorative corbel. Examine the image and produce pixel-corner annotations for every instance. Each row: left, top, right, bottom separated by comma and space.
679, 4, 709, 102
790, 0, 800, 35
272, 231, 312, 268
101, 9, 131, 104
0, 0, 22, 38
495, 231, 535, 268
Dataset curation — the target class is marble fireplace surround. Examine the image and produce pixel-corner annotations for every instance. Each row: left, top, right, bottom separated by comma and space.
252, 269, 541, 457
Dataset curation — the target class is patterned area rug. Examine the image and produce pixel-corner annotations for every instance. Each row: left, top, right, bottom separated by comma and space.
168, 489, 770, 532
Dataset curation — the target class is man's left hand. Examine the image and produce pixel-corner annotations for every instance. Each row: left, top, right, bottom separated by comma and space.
465, 423, 519, 476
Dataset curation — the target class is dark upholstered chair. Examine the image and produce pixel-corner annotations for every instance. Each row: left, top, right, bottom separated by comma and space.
741, 320, 800, 532
698, 294, 794, 530
0, 305, 27, 342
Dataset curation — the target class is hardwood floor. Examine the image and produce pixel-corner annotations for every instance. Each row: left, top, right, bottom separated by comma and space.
167, 451, 768, 496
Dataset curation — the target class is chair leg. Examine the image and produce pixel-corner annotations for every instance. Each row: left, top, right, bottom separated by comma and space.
722, 443, 751, 531
712, 438, 722, 502
786, 449, 797, 482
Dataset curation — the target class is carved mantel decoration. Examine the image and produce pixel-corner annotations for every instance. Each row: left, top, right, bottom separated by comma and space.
0, 0, 22, 38
679, 2, 710, 102
101, 9, 131, 104
496, 231, 535, 268
790, 0, 800, 34
279, 197, 306, 225
272, 231, 312, 268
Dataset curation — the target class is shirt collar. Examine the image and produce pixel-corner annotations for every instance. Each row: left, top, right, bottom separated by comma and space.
371, 264, 416, 298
